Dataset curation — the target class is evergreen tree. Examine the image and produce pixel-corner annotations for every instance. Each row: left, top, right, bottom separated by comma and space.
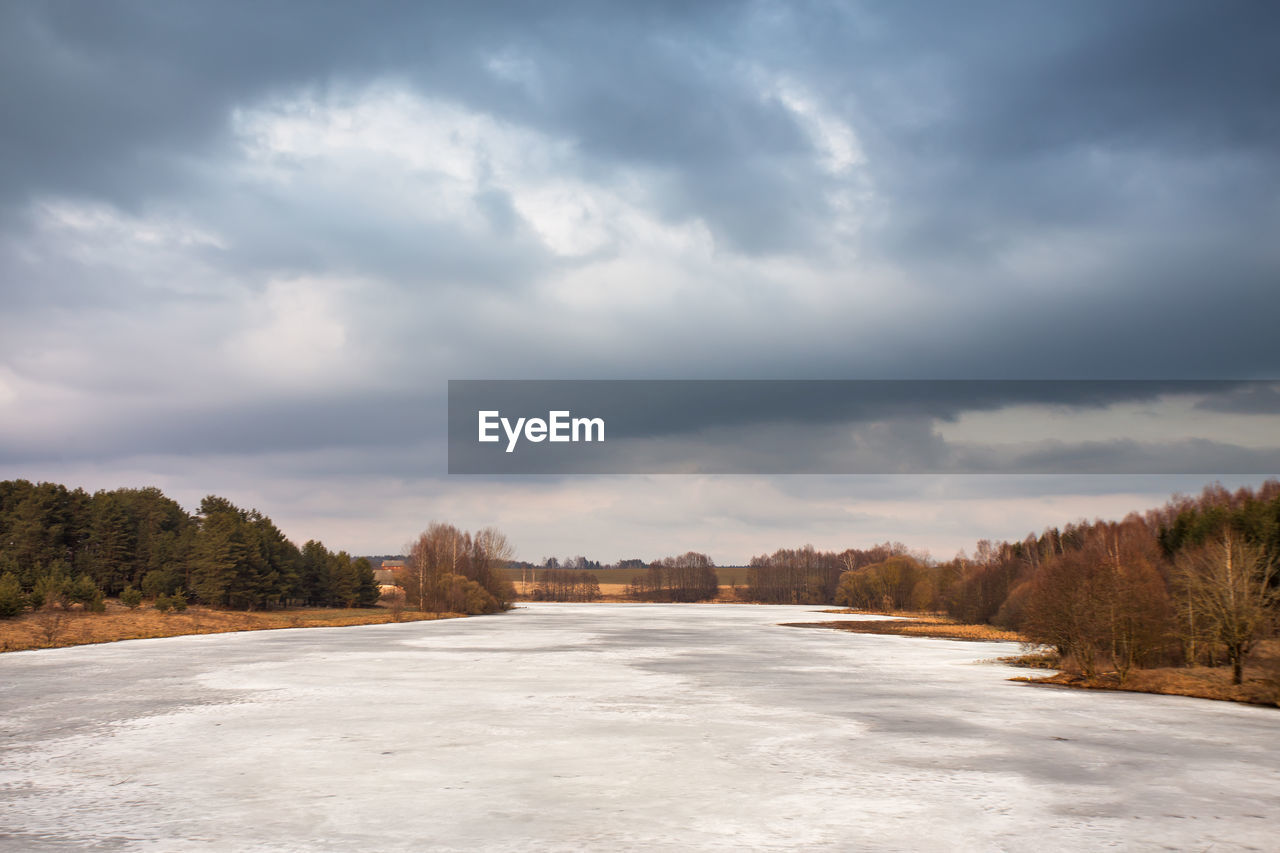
299, 540, 333, 607
0, 572, 26, 617
353, 557, 381, 607
85, 492, 135, 594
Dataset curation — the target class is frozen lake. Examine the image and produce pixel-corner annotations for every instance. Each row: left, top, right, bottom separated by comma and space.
1, 603, 1277, 851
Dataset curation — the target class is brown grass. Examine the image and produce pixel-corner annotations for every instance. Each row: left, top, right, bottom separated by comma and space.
1010, 640, 1280, 708
1012, 668, 1280, 707
785, 611, 1026, 643
597, 583, 630, 600
0, 602, 463, 653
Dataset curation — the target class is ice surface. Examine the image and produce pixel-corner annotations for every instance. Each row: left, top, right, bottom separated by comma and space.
1, 603, 1277, 851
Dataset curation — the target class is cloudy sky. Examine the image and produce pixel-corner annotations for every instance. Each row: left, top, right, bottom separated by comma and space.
2, 1, 1278, 563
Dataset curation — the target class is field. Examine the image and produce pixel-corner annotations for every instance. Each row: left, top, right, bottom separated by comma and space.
0, 602, 458, 653
502, 565, 753, 587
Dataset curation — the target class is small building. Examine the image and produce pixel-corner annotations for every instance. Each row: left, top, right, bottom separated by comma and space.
374, 559, 406, 586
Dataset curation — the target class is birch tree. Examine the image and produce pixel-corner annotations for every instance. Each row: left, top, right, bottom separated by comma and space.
1176, 531, 1277, 684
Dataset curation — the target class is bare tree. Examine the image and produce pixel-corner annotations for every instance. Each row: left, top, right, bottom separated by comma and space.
1176, 531, 1278, 684
404, 523, 467, 615
404, 523, 517, 614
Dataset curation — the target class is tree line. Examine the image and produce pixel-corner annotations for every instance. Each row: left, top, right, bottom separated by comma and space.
624, 552, 719, 602
0, 480, 379, 616
746, 542, 910, 604
936, 482, 1279, 683
819, 481, 1279, 685
528, 569, 602, 602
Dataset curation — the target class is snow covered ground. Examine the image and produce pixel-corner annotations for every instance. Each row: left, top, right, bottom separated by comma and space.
1, 602, 1277, 851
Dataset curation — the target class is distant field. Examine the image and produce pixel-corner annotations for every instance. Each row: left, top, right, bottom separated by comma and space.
503, 566, 752, 586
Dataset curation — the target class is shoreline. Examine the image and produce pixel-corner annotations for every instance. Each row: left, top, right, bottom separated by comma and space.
0, 604, 464, 654
1009, 668, 1280, 708
793, 610, 1280, 709
784, 611, 1025, 643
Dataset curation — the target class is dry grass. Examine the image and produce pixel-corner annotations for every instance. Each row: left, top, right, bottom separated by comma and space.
1012, 667, 1280, 707
0, 602, 463, 653
787, 612, 1026, 643
1011, 640, 1280, 708
597, 583, 630, 600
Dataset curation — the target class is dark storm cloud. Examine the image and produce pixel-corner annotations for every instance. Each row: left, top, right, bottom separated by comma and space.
792, 2, 1280, 378
3, 0, 1279, 487
5, 1, 1276, 231
1194, 383, 1280, 414
824, 2, 1280, 176
4, 1, 1277, 290
0, 0, 821, 253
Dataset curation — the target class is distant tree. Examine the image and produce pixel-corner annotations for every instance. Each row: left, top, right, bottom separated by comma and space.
532, 569, 602, 602
120, 587, 143, 609
749, 543, 904, 604
628, 552, 717, 602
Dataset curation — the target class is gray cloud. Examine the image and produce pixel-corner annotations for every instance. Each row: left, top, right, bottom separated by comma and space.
2, 1, 1278, 553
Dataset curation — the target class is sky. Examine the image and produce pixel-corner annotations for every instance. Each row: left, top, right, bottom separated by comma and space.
2, 1, 1278, 563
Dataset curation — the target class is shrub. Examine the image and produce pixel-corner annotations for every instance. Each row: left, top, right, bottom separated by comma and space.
154, 595, 173, 613
33, 568, 69, 609
170, 594, 188, 612
463, 579, 500, 615
120, 587, 143, 609
0, 572, 26, 618
65, 575, 101, 608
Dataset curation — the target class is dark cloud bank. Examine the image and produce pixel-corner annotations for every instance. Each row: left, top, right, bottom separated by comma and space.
2, 1, 1277, 551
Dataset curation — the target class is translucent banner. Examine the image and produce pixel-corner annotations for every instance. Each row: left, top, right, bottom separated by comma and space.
447, 380, 1280, 475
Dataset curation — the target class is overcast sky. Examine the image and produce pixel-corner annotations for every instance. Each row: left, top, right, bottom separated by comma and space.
2, 1, 1278, 562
